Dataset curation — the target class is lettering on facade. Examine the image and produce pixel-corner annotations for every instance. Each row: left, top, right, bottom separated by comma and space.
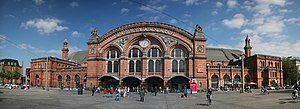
114, 27, 175, 38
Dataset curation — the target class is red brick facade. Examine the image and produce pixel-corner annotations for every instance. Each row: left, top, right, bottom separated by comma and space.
30, 22, 283, 91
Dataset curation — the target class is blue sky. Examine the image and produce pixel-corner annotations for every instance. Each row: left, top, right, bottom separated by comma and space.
1, 0, 300, 71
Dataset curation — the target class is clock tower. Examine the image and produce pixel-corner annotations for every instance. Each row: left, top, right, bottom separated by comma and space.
61, 38, 69, 60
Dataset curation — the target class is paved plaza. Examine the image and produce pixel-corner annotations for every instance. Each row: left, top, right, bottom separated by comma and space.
0, 88, 299, 109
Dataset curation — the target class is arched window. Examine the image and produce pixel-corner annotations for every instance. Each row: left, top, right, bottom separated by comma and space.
148, 48, 162, 73
179, 60, 184, 72
171, 48, 186, 73
136, 60, 141, 72
155, 60, 161, 72
114, 61, 118, 73
129, 61, 134, 72
107, 61, 112, 73
106, 49, 120, 73
128, 48, 142, 73
172, 60, 178, 72
66, 75, 71, 86
148, 60, 154, 72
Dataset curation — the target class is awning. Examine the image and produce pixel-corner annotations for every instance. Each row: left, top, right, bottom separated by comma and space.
224, 81, 232, 85
247, 82, 257, 85
233, 81, 242, 84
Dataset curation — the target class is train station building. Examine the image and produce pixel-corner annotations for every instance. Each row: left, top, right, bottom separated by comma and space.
30, 22, 283, 91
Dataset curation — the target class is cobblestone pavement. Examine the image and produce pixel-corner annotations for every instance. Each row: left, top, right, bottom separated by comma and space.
0, 87, 299, 109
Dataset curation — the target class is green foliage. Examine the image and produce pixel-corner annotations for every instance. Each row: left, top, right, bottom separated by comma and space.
283, 58, 300, 85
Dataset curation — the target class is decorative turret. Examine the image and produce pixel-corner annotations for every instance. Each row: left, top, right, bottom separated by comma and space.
193, 24, 205, 40
244, 35, 252, 57
62, 38, 69, 60
87, 28, 99, 44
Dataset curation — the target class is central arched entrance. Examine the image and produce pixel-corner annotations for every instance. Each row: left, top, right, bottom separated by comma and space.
211, 75, 218, 90
233, 75, 241, 90
122, 76, 141, 92
223, 74, 231, 91
145, 76, 164, 92
99, 76, 119, 89
168, 76, 189, 93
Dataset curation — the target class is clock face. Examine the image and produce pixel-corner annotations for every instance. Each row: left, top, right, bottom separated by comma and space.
90, 48, 95, 54
139, 40, 149, 48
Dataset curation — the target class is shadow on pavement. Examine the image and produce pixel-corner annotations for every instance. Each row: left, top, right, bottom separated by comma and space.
0, 98, 7, 102
278, 98, 300, 104
196, 103, 209, 106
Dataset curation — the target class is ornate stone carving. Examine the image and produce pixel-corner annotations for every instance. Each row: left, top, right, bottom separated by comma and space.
113, 35, 133, 49
159, 34, 176, 46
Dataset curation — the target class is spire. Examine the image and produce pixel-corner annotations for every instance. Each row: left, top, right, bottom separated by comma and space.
244, 35, 252, 57
62, 38, 69, 60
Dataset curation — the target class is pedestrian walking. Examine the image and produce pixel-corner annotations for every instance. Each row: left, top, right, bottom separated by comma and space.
206, 88, 212, 105
154, 87, 158, 96
91, 86, 96, 96
140, 88, 146, 102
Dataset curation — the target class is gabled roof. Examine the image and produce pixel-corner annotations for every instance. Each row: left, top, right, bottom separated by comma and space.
69, 50, 88, 64
206, 48, 243, 61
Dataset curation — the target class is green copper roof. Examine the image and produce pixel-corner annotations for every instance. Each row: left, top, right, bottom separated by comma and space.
206, 48, 243, 61
69, 50, 88, 64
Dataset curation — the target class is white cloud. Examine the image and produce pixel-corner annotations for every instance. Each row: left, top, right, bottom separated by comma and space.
253, 0, 287, 16
255, 16, 285, 35
279, 9, 292, 13
170, 19, 177, 24
71, 31, 80, 37
68, 46, 82, 54
222, 13, 247, 29
139, 5, 167, 13
183, 13, 191, 17
33, 0, 44, 5
17, 43, 35, 50
21, 18, 68, 34
241, 29, 255, 35
70, 2, 79, 7
0, 35, 6, 49
149, 0, 161, 4
227, 0, 238, 8
184, 0, 208, 6
284, 17, 300, 24
211, 10, 218, 15
216, 1, 223, 7
121, 8, 130, 14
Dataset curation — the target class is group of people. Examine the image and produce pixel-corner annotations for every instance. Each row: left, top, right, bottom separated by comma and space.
292, 84, 300, 99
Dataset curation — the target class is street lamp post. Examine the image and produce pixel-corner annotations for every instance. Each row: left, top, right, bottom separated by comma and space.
241, 55, 245, 93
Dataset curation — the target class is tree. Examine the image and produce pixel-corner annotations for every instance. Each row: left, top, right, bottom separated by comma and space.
11, 68, 21, 84
283, 58, 300, 85
0, 68, 6, 84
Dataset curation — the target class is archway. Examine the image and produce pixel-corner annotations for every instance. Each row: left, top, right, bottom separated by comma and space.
83, 75, 87, 89
99, 76, 119, 89
75, 75, 80, 88
35, 75, 40, 87
211, 75, 218, 90
58, 75, 62, 88
122, 76, 141, 92
145, 76, 164, 92
168, 76, 189, 92
233, 75, 241, 90
223, 74, 231, 91
66, 75, 71, 88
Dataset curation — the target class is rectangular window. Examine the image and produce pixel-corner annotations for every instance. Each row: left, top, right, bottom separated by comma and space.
175, 48, 181, 57
111, 51, 115, 58
133, 49, 138, 57
152, 49, 157, 57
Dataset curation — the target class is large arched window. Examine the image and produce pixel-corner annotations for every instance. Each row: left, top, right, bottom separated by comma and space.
128, 48, 142, 73
107, 49, 120, 73
171, 48, 186, 73
148, 48, 162, 73
66, 75, 71, 86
